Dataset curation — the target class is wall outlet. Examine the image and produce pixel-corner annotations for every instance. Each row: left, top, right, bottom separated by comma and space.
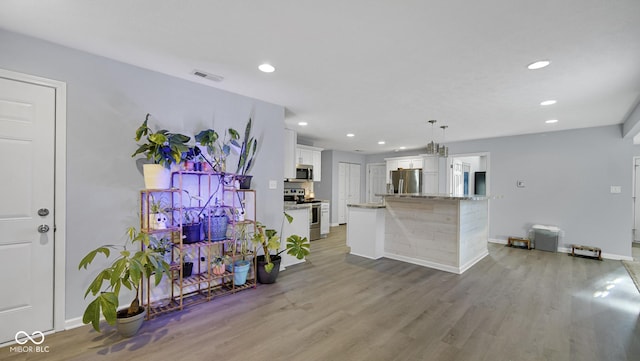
610, 186, 621, 194
269, 180, 277, 189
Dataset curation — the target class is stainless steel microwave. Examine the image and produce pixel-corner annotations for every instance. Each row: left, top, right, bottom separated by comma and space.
295, 164, 313, 180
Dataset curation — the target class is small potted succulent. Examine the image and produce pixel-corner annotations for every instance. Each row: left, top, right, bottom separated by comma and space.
131, 113, 190, 189
211, 255, 230, 276
79, 227, 170, 337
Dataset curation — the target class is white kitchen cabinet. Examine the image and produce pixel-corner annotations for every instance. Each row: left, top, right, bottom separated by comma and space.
385, 156, 425, 182
296, 144, 323, 181
284, 129, 296, 179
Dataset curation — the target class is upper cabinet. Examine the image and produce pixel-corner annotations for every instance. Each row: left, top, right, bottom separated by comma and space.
284, 129, 296, 179
296, 144, 323, 181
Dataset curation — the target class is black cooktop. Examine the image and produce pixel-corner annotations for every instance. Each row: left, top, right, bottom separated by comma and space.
296, 199, 322, 204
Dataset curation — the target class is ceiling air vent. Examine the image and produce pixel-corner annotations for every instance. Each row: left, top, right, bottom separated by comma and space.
192, 70, 224, 82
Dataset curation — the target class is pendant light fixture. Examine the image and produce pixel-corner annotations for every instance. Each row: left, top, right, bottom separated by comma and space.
426, 120, 448, 157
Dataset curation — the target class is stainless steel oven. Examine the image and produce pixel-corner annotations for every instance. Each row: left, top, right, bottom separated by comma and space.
310, 203, 320, 241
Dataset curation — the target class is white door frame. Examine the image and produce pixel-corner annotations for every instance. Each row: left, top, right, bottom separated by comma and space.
0, 68, 67, 334
446, 152, 491, 196
366, 162, 385, 203
632, 156, 640, 243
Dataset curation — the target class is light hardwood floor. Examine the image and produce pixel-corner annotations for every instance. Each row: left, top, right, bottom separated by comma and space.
2, 226, 640, 361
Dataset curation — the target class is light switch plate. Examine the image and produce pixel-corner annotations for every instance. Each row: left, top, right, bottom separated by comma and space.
516, 180, 525, 188
269, 180, 277, 189
610, 186, 621, 193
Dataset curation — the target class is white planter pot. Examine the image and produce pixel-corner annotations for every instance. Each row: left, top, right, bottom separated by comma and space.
116, 307, 146, 338
143, 164, 171, 189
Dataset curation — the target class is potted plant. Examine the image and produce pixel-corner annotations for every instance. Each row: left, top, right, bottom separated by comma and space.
78, 227, 170, 337
195, 127, 240, 173
182, 253, 194, 278
180, 190, 202, 244
150, 236, 173, 264
147, 195, 168, 230
211, 255, 230, 276
251, 213, 310, 284
235, 118, 258, 189
132, 113, 190, 189
203, 202, 229, 242
225, 223, 252, 285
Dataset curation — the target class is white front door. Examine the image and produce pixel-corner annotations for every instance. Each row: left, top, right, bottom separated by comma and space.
0, 76, 56, 344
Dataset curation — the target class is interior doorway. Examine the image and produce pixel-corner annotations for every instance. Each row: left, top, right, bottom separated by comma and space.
366, 163, 386, 203
447, 153, 490, 196
338, 162, 361, 224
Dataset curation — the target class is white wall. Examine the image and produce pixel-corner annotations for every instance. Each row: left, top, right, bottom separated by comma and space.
0, 29, 285, 320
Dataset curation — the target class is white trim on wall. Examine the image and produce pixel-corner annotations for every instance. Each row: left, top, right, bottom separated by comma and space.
0, 68, 67, 333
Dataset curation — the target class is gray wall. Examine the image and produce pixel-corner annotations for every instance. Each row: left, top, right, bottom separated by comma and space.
0, 29, 285, 320
446, 124, 637, 257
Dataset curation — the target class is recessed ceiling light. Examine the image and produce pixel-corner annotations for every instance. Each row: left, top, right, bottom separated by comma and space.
527, 60, 551, 70
399, 146, 406, 150
545, 119, 558, 124
258, 63, 275, 73
346, 133, 355, 137
378, 141, 385, 145
540, 100, 557, 106
298, 121, 308, 126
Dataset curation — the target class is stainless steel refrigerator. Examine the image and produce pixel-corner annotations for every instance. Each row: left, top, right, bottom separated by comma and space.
391, 169, 422, 194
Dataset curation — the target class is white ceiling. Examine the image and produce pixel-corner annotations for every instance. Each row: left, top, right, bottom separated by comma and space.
1, 0, 639, 154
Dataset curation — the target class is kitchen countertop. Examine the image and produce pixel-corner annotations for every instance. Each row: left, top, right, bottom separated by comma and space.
284, 203, 312, 210
376, 193, 490, 201
348, 203, 386, 209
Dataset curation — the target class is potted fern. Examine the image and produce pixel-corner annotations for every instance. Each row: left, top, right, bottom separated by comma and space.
78, 227, 170, 337
132, 113, 190, 189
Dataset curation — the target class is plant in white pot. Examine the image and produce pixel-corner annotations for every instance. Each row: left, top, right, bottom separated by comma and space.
78, 227, 170, 337
132, 113, 190, 189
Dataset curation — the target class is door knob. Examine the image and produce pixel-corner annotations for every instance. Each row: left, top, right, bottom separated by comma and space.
38, 225, 50, 233
38, 208, 50, 216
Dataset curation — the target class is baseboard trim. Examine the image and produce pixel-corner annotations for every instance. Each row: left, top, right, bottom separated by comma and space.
384, 253, 462, 274
490, 240, 632, 261
459, 249, 490, 274
65, 316, 85, 330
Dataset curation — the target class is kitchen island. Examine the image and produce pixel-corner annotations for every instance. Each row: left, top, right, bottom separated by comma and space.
347, 194, 489, 274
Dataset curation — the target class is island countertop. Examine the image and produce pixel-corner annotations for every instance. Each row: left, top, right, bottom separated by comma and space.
376, 193, 490, 201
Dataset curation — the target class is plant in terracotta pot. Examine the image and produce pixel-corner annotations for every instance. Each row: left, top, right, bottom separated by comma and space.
235, 118, 257, 189
78, 227, 170, 337
251, 213, 310, 284
195, 127, 240, 173
132, 113, 190, 189
211, 255, 231, 276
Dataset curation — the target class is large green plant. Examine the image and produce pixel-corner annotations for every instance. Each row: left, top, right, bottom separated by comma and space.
78, 227, 171, 332
236, 118, 258, 176
132, 113, 191, 168
251, 213, 310, 273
